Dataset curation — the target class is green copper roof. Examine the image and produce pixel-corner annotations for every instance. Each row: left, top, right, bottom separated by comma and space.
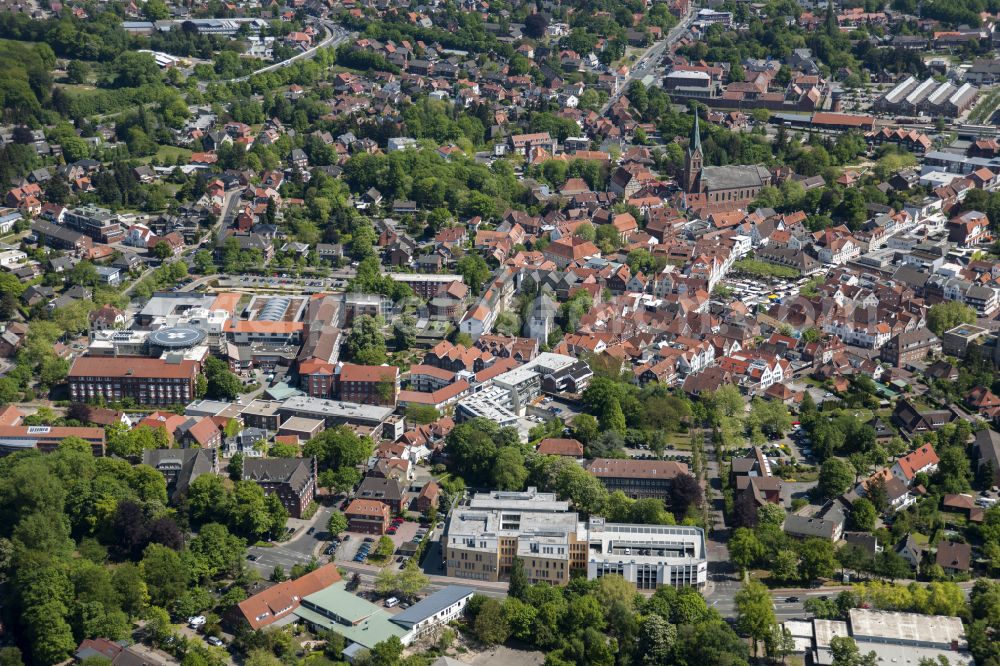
690, 111, 702, 154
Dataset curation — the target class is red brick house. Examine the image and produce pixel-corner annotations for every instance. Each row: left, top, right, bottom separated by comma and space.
966, 386, 1000, 419
300, 358, 336, 398
416, 480, 440, 513
345, 498, 390, 535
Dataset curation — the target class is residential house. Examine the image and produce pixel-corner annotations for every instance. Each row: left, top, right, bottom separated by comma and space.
935, 540, 971, 574
415, 481, 440, 513
356, 476, 406, 513
345, 498, 391, 535
783, 514, 844, 542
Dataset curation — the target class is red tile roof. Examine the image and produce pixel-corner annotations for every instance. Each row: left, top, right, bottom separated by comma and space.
895, 444, 939, 481
345, 498, 390, 517
537, 438, 585, 456
68, 356, 199, 379
585, 457, 689, 479
418, 480, 440, 503
236, 563, 341, 630
339, 363, 399, 383
186, 416, 220, 446
397, 380, 470, 406
0, 405, 23, 427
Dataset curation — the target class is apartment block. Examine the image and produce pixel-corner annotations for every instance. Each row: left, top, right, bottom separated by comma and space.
445, 488, 587, 584
586, 518, 707, 589
63, 205, 125, 243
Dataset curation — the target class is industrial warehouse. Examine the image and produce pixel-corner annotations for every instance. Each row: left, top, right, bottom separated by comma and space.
874, 76, 979, 117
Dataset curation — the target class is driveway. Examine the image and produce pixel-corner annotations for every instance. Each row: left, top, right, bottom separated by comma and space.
781, 481, 818, 509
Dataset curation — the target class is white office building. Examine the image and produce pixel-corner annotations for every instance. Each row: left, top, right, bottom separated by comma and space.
586, 518, 708, 589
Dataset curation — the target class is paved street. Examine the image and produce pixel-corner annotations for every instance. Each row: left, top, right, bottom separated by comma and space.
599, 7, 695, 115
227, 21, 353, 83
246, 504, 332, 575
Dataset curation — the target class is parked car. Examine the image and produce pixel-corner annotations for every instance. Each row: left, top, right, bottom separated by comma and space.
206, 636, 224, 647
188, 616, 206, 628
385, 597, 399, 608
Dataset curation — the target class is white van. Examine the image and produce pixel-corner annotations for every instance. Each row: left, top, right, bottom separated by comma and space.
385, 597, 399, 608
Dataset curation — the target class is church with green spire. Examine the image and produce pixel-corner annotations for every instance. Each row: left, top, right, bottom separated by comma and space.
683, 111, 703, 193
681, 108, 773, 213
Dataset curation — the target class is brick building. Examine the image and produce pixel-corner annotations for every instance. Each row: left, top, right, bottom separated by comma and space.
416, 480, 440, 513
881, 328, 942, 368
345, 498, 391, 534
584, 458, 690, 501
337, 363, 400, 406
68, 357, 199, 406
242, 457, 317, 519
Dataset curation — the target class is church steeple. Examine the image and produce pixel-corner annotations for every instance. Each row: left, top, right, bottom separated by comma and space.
684, 110, 703, 193
689, 110, 702, 156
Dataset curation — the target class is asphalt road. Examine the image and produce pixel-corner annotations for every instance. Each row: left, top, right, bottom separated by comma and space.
246, 504, 333, 575
599, 8, 695, 115
706, 581, 832, 621
228, 21, 353, 83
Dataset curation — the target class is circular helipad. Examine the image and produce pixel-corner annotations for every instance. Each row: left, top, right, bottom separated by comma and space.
149, 326, 207, 349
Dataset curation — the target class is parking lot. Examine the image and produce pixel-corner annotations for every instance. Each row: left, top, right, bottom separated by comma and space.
219, 274, 351, 292
717, 272, 815, 310
626, 448, 692, 462
334, 520, 422, 563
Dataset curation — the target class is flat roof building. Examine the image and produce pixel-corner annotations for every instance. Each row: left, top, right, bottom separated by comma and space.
444, 488, 706, 589
792, 606, 974, 666
277, 395, 394, 438
586, 518, 707, 589
0, 425, 105, 456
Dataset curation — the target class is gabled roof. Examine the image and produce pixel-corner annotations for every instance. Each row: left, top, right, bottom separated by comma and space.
236, 563, 341, 630
243, 458, 315, 494
537, 437, 585, 456
895, 444, 939, 480
345, 498, 390, 516
935, 540, 971, 571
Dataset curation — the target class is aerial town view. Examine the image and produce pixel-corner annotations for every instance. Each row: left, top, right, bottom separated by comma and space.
2, 0, 1000, 664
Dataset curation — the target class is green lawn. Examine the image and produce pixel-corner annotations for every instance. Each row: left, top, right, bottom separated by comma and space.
139, 145, 192, 165
664, 432, 692, 450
